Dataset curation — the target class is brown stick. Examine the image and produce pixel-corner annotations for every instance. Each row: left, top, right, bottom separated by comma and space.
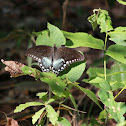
62, 0, 69, 30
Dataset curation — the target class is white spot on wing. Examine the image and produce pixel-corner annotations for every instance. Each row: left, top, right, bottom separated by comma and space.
61, 67, 64, 70
38, 58, 41, 62
39, 63, 42, 66
64, 64, 66, 67
66, 61, 69, 64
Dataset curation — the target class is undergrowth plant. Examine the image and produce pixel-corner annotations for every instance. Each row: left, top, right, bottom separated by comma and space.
2, 8, 126, 126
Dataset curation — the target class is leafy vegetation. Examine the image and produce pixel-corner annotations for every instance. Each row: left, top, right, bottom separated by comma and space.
2, 4, 126, 126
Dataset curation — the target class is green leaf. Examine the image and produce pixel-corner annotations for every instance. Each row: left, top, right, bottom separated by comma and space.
21, 65, 36, 75
88, 13, 98, 30
14, 102, 43, 113
99, 110, 107, 122
98, 90, 126, 123
116, 0, 126, 5
32, 31, 43, 36
67, 61, 86, 82
71, 83, 102, 109
46, 105, 58, 125
36, 30, 52, 46
97, 9, 113, 33
47, 23, 66, 47
84, 67, 111, 82
46, 96, 60, 104
106, 44, 126, 64
108, 27, 126, 46
89, 77, 103, 83
36, 23, 66, 47
36, 92, 48, 102
57, 117, 71, 126
93, 62, 126, 90
117, 121, 126, 126
69, 93, 79, 114
99, 80, 111, 91
41, 77, 66, 97
21, 65, 44, 79
109, 62, 126, 90
62, 31, 104, 50
86, 67, 105, 79
32, 107, 45, 124
88, 9, 113, 33
36, 92, 47, 99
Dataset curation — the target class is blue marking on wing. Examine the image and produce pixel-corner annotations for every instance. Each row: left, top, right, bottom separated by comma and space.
53, 58, 65, 70
42, 57, 52, 69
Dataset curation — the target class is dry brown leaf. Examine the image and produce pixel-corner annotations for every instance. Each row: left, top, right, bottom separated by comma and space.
6, 117, 19, 126
1, 59, 24, 77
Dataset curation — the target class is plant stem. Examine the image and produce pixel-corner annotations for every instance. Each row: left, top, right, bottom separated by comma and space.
104, 54, 107, 80
104, 33, 108, 80
114, 85, 126, 100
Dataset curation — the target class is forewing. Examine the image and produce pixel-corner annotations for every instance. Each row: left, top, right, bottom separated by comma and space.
55, 47, 84, 63
25, 45, 53, 61
53, 47, 84, 73
25, 45, 53, 72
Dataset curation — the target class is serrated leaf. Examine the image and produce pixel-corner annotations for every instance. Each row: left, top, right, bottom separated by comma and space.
108, 27, 126, 46
46, 105, 58, 125
106, 44, 126, 64
47, 23, 66, 47
67, 61, 86, 82
98, 90, 126, 123
32, 107, 45, 124
88, 13, 98, 30
62, 31, 104, 50
14, 102, 43, 113
97, 9, 113, 33
88, 9, 113, 33
57, 117, 71, 126
117, 0, 126, 5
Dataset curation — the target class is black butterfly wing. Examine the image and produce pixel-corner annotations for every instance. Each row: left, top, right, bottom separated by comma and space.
53, 46, 84, 73
25, 45, 53, 71
25, 45, 53, 60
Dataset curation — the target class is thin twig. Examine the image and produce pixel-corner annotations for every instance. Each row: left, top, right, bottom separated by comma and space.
62, 0, 69, 30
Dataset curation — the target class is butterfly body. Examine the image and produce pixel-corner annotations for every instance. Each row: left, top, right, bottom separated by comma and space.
26, 45, 84, 75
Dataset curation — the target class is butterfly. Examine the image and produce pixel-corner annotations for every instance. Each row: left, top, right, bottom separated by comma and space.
25, 45, 84, 75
